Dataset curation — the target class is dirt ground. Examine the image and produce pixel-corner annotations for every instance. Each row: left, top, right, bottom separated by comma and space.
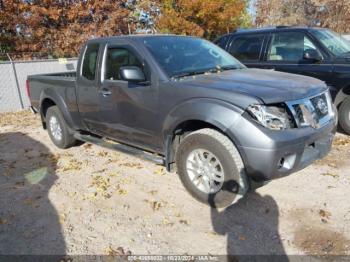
0, 110, 349, 257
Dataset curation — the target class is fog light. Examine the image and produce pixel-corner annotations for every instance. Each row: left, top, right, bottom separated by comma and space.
278, 154, 296, 171
278, 158, 285, 169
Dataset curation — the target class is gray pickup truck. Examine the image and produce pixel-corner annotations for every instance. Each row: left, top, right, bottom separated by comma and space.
28, 35, 336, 207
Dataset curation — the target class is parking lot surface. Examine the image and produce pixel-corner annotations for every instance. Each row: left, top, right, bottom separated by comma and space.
0, 110, 349, 256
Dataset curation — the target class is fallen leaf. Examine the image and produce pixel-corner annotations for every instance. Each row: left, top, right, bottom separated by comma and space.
59, 213, 67, 224
117, 188, 128, 195
319, 209, 332, 219
83, 143, 93, 149
327, 163, 337, 168
205, 231, 219, 236
321, 172, 339, 179
93, 169, 107, 174
148, 190, 158, 195
162, 217, 174, 226
98, 151, 109, 157
333, 138, 350, 146
150, 201, 165, 211
23, 198, 34, 206
105, 246, 131, 256
91, 175, 110, 192
154, 167, 166, 176
120, 162, 143, 169
0, 218, 8, 225
179, 219, 189, 225
61, 159, 82, 172
14, 181, 25, 188
68, 192, 77, 198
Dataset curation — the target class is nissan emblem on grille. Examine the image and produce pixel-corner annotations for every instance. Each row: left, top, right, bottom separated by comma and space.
316, 97, 328, 115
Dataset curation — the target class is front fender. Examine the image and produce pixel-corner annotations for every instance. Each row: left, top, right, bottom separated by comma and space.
163, 98, 244, 145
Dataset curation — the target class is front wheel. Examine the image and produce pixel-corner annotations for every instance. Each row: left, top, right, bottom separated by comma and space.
339, 97, 350, 135
175, 128, 248, 208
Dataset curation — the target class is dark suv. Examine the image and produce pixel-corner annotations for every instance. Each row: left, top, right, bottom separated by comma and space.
215, 26, 350, 134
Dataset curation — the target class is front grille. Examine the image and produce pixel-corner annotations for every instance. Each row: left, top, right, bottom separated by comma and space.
292, 104, 304, 125
286, 91, 333, 129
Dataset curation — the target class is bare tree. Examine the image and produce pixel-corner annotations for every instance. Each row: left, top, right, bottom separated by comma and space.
255, 0, 350, 33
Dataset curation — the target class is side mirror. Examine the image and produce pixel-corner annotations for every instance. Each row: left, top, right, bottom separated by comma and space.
119, 66, 146, 82
303, 49, 323, 62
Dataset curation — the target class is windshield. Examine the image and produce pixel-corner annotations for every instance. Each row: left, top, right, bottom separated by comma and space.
143, 36, 245, 78
311, 29, 350, 57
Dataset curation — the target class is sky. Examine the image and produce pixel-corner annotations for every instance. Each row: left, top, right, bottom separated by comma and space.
248, 0, 257, 18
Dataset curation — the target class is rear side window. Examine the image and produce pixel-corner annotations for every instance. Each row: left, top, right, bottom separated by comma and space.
105, 48, 142, 80
82, 44, 99, 80
229, 34, 264, 61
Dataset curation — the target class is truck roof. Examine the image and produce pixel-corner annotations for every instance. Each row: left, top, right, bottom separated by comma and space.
86, 34, 193, 44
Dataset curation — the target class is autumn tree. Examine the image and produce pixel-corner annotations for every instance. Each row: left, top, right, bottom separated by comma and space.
315, 0, 350, 33
0, 0, 129, 57
0, 0, 252, 56
255, 0, 350, 33
156, 0, 252, 40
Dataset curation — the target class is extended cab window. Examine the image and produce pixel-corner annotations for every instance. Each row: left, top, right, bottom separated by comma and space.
268, 32, 322, 61
105, 48, 142, 80
229, 34, 264, 61
82, 44, 99, 80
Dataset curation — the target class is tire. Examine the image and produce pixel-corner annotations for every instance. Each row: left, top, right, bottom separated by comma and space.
175, 128, 248, 208
46, 106, 77, 149
339, 97, 350, 135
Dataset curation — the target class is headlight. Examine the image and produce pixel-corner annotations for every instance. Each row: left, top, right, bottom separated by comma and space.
246, 104, 292, 130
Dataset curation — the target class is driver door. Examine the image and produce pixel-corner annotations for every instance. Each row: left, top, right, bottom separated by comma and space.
97, 45, 159, 151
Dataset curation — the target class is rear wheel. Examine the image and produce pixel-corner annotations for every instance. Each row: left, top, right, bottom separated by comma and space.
339, 97, 350, 135
46, 106, 77, 149
175, 128, 248, 208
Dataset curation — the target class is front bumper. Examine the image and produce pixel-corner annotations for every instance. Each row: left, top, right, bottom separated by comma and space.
227, 115, 336, 182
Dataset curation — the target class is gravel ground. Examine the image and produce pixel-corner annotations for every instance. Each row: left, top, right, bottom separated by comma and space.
0, 110, 349, 257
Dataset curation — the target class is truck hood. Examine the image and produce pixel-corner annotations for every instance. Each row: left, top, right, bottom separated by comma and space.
182, 68, 327, 104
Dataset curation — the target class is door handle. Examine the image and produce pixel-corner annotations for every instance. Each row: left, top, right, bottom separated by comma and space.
99, 88, 112, 97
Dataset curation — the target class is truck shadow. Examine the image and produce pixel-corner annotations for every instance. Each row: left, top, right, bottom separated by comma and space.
209, 185, 288, 261
0, 132, 65, 255
337, 125, 348, 136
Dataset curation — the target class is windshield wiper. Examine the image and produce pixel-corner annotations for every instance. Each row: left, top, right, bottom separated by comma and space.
204, 65, 239, 73
171, 70, 207, 79
220, 65, 240, 71
171, 65, 239, 79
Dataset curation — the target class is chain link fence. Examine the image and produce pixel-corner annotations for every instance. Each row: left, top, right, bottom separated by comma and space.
0, 54, 78, 112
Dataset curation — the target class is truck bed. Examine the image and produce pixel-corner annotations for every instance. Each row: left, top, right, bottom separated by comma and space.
28, 71, 78, 116
28, 71, 77, 81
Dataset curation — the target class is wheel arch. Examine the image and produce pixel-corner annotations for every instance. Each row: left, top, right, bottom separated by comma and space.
39, 89, 76, 131
162, 99, 244, 172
